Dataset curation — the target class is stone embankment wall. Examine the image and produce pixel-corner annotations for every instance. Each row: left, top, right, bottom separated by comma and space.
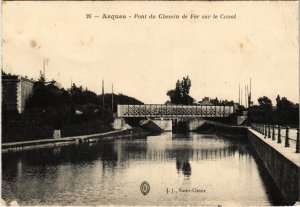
247, 129, 299, 204
2, 128, 150, 153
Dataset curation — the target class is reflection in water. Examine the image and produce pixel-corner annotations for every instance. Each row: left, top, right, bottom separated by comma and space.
176, 158, 191, 177
2, 132, 284, 206
53, 147, 61, 157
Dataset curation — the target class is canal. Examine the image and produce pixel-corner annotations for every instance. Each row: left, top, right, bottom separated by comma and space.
2, 132, 284, 205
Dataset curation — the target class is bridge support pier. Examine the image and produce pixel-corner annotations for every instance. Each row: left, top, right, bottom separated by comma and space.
186, 119, 207, 131
112, 118, 129, 130
152, 119, 172, 132
139, 119, 172, 133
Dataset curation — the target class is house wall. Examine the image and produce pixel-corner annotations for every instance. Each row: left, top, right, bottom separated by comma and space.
2, 76, 34, 113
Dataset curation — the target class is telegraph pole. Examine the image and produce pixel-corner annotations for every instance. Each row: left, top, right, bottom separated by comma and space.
101, 80, 105, 125
238, 83, 240, 105
245, 85, 247, 108
246, 85, 249, 108
102, 80, 105, 109
249, 78, 252, 107
111, 83, 114, 111
241, 88, 243, 106
43, 58, 46, 81
43, 58, 49, 81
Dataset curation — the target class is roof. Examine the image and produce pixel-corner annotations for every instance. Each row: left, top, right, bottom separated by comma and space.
2, 75, 35, 84
197, 99, 213, 106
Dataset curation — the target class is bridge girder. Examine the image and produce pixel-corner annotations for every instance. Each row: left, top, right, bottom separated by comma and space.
117, 104, 234, 118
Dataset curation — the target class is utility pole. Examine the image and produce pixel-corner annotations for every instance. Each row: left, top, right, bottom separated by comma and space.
111, 83, 114, 111
43, 58, 46, 81
241, 87, 243, 106
249, 78, 252, 107
245, 85, 247, 108
247, 85, 249, 108
101, 79, 105, 125
43, 58, 49, 81
238, 83, 240, 105
102, 80, 105, 109
246, 85, 248, 108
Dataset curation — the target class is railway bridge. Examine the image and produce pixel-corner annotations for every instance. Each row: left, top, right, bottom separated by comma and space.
117, 104, 234, 118
116, 104, 235, 132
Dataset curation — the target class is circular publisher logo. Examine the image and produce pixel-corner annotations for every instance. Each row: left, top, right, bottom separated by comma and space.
140, 181, 150, 195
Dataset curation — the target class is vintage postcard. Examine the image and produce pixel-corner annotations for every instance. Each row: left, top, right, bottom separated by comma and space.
1, 1, 299, 206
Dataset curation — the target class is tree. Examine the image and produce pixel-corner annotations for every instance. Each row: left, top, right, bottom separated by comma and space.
167, 76, 194, 105
276, 95, 281, 108
276, 96, 294, 111
97, 93, 144, 112
248, 95, 299, 125
181, 76, 191, 95
210, 97, 220, 105
26, 80, 67, 110
258, 96, 272, 110
38, 70, 45, 83
1, 69, 7, 75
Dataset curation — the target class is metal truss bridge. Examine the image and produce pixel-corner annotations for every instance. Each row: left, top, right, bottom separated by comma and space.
117, 104, 234, 118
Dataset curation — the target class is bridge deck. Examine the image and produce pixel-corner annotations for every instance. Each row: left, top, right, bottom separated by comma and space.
117, 104, 234, 118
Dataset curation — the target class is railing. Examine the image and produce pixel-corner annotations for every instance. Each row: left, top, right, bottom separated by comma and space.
117, 104, 234, 118
251, 123, 300, 153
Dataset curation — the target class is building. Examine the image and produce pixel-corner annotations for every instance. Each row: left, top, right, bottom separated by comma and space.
2, 75, 35, 113
197, 99, 213, 106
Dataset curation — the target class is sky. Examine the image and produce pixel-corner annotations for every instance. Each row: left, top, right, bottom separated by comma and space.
2, 1, 299, 105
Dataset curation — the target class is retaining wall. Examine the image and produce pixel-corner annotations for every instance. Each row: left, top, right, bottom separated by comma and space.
2, 128, 150, 153
247, 129, 300, 204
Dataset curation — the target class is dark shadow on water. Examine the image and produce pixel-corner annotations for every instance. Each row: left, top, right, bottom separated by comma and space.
246, 140, 288, 206
175, 148, 192, 177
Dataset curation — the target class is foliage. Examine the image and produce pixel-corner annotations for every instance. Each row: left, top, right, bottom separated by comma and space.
2, 70, 144, 142
167, 76, 194, 105
1, 69, 7, 75
257, 96, 272, 110
26, 81, 69, 110
1, 110, 112, 142
69, 84, 98, 105
97, 93, 144, 112
200, 97, 235, 106
248, 95, 298, 126
276, 95, 295, 111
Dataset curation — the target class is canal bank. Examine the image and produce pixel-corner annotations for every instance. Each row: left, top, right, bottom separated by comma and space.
247, 128, 300, 204
2, 128, 150, 153
195, 123, 300, 204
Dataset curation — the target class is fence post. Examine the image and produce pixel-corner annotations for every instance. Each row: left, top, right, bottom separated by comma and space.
264, 125, 267, 139
259, 124, 262, 134
272, 125, 275, 140
296, 128, 299, 153
285, 127, 290, 147
278, 126, 281, 143
268, 125, 271, 138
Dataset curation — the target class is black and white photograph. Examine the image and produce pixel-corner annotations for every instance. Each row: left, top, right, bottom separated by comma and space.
1, 1, 299, 206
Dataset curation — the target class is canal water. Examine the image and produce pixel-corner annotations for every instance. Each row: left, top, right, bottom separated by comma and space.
2, 132, 284, 206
